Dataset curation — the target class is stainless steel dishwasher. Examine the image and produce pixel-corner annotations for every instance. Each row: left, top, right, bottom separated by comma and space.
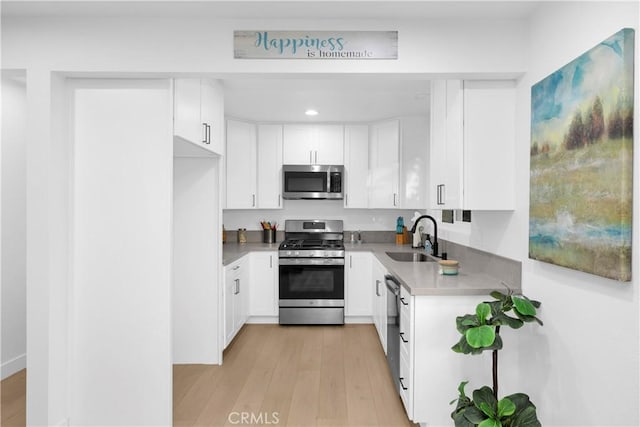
384, 274, 401, 394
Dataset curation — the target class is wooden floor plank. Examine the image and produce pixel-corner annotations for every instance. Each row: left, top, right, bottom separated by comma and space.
1, 369, 26, 427
1, 324, 414, 427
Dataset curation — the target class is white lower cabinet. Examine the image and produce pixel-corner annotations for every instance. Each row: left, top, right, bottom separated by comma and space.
345, 252, 373, 319
372, 257, 387, 352
224, 256, 249, 348
398, 285, 413, 415
401, 294, 492, 425
248, 252, 278, 319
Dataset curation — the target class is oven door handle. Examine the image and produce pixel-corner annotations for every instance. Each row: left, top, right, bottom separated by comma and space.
279, 258, 345, 266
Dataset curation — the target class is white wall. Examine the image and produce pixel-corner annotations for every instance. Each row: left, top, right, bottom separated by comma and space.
1, 72, 27, 379
441, 3, 639, 426
173, 157, 221, 364
70, 80, 173, 426
521, 4, 638, 425
6, 5, 637, 426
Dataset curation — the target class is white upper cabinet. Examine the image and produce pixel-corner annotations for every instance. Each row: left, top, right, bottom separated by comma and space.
257, 124, 284, 209
429, 79, 463, 209
226, 121, 283, 210
400, 116, 429, 210
369, 119, 400, 209
429, 79, 515, 210
463, 81, 516, 210
343, 125, 369, 209
226, 119, 257, 209
173, 79, 223, 155
283, 124, 344, 165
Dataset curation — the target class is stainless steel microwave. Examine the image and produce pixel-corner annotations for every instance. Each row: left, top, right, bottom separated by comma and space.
282, 165, 344, 200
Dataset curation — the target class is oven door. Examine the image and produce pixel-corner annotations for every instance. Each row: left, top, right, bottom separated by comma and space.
279, 258, 345, 304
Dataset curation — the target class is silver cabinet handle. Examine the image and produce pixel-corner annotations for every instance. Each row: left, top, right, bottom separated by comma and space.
375, 280, 380, 296
206, 124, 211, 144
345, 193, 348, 206
278, 194, 281, 207
349, 255, 352, 268
399, 377, 408, 390
269, 255, 272, 268
400, 332, 409, 343
309, 151, 313, 164
202, 123, 207, 143
437, 184, 445, 205
234, 278, 240, 295
252, 194, 256, 207
232, 266, 240, 271
393, 193, 397, 206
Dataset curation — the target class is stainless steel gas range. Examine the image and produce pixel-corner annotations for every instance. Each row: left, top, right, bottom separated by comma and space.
278, 220, 345, 325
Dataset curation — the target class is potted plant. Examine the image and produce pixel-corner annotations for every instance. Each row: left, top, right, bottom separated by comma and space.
450, 289, 543, 427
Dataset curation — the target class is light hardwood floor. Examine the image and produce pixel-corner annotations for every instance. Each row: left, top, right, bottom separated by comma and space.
1, 324, 413, 427
1, 368, 26, 426
174, 324, 415, 427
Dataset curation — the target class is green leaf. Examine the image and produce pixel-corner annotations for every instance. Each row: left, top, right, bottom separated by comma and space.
505, 393, 531, 411
452, 409, 477, 427
476, 303, 492, 323
452, 335, 475, 354
512, 296, 536, 316
473, 386, 497, 417
497, 397, 516, 417
493, 312, 524, 329
463, 406, 488, 424
466, 325, 496, 348
490, 290, 508, 302
511, 405, 541, 427
478, 419, 501, 427
457, 314, 480, 333
458, 381, 469, 398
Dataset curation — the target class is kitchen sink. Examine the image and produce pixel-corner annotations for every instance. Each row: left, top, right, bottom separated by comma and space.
385, 252, 435, 262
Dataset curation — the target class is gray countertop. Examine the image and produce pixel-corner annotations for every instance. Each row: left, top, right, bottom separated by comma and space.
223, 242, 518, 297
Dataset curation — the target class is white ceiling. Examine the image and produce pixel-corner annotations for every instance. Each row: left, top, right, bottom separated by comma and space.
223, 77, 430, 122
2, 0, 538, 122
1, 1, 540, 19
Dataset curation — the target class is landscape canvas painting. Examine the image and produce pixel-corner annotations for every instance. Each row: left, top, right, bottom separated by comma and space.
529, 28, 634, 281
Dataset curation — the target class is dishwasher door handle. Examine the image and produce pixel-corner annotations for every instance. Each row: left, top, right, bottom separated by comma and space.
384, 274, 401, 295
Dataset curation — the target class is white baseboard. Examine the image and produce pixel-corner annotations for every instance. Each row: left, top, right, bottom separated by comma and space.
246, 316, 278, 324
1, 353, 26, 380
345, 316, 374, 324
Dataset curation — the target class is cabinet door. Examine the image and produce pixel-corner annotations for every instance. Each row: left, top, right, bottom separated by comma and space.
226, 120, 257, 209
400, 116, 429, 209
224, 266, 240, 347
173, 79, 203, 145
429, 80, 447, 209
369, 120, 400, 209
372, 258, 387, 350
345, 252, 373, 317
344, 125, 369, 208
249, 252, 278, 316
283, 124, 315, 164
429, 80, 463, 209
200, 79, 224, 155
314, 124, 344, 165
235, 266, 249, 330
443, 80, 463, 209
463, 80, 516, 210
257, 125, 283, 209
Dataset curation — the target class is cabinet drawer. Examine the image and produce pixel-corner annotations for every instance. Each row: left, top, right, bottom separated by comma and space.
399, 349, 411, 409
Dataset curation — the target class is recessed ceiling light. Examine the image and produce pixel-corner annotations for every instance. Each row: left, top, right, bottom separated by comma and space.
305, 109, 319, 116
